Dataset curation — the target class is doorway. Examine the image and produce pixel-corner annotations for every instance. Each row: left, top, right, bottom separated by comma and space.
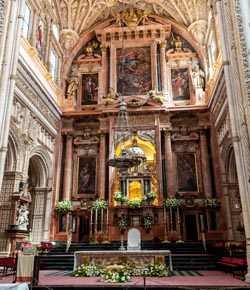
185, 214, 198, 241
79, 215, 90, 242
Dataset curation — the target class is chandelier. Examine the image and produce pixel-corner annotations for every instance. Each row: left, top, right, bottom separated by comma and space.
107, 99, 141, 170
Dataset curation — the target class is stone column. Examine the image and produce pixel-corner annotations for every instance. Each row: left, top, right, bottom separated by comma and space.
159, 41, 168, 92
99, 132, 106, 199
164, 129, 174, 196
216, 1, 250, 281
0, 0, 26, 190
30, 10, 38, 47
63, 134, 73, 200
200, 129, 212, 197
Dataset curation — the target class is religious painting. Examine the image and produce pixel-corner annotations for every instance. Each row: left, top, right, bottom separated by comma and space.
177, 153, 198, 192
81, 74, 98, 105
116, 47, 151, 95
77, 157, 96, 195
171, 68, 190, 101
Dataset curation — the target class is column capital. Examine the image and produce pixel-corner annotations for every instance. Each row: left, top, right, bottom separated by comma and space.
100, 44, 109, 53
62, 132, 73, 137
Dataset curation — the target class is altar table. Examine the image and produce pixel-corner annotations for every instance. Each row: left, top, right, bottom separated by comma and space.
74, 250, 173, 271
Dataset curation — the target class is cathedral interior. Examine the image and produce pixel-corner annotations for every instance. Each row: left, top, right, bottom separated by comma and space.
0, 0, 250, 282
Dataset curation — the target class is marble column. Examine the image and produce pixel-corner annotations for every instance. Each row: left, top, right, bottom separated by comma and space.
99, 133, 106, 199
63, 134, 73, 200
151, 41, 158, 89
164, 129, 174, 197
101, 45, 108, 96
159, 41, 168, 92
155, 117, 163, 203
200, 129, 212, 197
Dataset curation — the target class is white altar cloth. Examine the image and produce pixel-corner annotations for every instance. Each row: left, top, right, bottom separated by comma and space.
74, 250, 173, 271
0, 283, 29, 290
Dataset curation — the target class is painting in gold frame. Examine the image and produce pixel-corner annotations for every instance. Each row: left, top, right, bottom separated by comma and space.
177, 153, 198, 192
77, 157, 96, 195
116, 47, 152, 95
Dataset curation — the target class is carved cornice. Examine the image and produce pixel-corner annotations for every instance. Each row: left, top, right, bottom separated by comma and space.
15, 73, 59, 131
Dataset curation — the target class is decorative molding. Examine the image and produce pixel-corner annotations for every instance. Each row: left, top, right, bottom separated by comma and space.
234, 0, 250, 104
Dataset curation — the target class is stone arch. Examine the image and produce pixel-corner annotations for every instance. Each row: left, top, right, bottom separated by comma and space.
7, 124, 25, 173
28, 147, 53, 242
220, 140, 234, 179
29, 146, 53, 188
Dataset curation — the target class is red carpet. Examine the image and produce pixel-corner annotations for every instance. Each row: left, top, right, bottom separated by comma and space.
1, 270, 249, 287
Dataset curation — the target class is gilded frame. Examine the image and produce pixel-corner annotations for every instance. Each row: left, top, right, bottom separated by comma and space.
81, 73, 98, 105
77, 156, 96, 195
177, 153, 198, 192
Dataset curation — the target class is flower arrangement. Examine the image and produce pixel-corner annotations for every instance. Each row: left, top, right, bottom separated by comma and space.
100, 269, 131, 283
127, 199, 141, 208
146, 263, 169, 277
143, 213, 154, 232
202, 198, 220, 208
73, 263, 100, 277
145, 191, 157, 202
113, 191, 123, 201
118, 214, 128, 232
72, 262, 170, 281
163, 197, 180, 209
113, 192, 128, 204
55, 199, 73, 212
92, 198, 107, 210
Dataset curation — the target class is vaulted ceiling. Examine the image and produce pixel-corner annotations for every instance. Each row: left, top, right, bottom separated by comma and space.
53, 0, 211, 50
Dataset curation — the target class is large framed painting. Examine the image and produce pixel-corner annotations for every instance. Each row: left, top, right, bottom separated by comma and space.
116, 47, 151, 95
81, 73, 98, 105
77, 157, 96, 195
177, 153, 198, 192
171, 68, 190, 101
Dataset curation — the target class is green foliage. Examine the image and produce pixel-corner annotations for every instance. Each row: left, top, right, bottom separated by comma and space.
92, 198, 107, 210
127, 199, 141, 208
73, 262, 170, 282
55, 199, 73, 212
145, 191, 157, 202
202, 198, 220, 208
143, 213, 154, 232
100, 269, 131, 283
73, 264, 100, 277
163, 198, 180, 209
118, 214, 128, 232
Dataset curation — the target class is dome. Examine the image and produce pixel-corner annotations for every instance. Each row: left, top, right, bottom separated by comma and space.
128, 138, 145, 157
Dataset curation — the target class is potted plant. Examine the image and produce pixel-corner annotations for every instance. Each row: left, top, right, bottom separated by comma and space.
92, 198, 107, 210
163, 197, 180, 209
55, 199, 73, 213
143, 213, 154, 232
202, 198, 220, 208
